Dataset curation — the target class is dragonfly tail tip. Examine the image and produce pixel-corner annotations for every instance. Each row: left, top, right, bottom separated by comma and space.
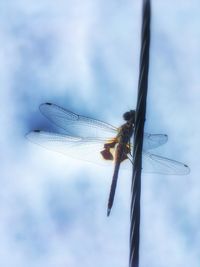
107, 208, 111, 217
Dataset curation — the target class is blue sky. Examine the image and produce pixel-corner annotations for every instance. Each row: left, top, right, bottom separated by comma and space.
1, 0, 200, 266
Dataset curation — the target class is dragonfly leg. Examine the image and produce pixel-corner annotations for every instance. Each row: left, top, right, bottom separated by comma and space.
127, 154, 133, 164
128, 140, 133, 156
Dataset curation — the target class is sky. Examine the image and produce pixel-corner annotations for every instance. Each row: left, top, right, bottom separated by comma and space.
1, 0, 200, 266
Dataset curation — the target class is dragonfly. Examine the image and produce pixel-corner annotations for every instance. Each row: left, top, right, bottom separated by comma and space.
26, 103, 190, 216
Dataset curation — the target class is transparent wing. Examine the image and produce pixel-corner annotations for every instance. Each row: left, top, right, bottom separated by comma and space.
143, 133, 168, 151
26, 130, 189, 174
26, 130, 116, 165
39, 103, 117, 138
39, 103, 168, 150
142, 151, 190, 175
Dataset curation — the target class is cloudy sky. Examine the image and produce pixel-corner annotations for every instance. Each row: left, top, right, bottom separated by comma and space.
1, 0, 200, 266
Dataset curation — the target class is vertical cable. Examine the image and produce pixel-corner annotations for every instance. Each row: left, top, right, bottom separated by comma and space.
129, 1, 151, 267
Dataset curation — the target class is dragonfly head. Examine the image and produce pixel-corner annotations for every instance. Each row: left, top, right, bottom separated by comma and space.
123, 110, 135, 123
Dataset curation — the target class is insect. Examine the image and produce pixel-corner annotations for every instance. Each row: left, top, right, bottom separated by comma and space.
26, 103, 190, 215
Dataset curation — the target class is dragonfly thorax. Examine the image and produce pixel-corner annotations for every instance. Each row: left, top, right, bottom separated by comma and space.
118, 122, 134, 144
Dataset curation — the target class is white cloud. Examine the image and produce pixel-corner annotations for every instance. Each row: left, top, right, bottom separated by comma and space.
1, 0, 200, 266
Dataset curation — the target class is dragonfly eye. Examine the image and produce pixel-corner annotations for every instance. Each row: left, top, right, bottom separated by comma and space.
123, 110, 135, 122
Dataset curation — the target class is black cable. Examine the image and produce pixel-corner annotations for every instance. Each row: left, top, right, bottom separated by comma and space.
129, 1, 151, 267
